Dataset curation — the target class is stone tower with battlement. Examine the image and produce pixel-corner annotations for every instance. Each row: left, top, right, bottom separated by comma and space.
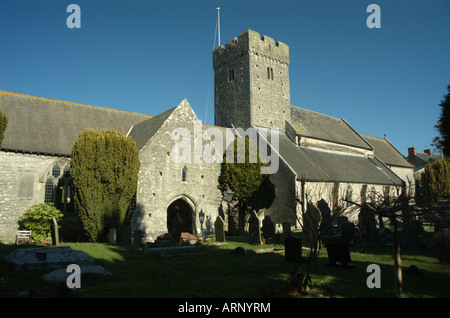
213, 29, 291, 130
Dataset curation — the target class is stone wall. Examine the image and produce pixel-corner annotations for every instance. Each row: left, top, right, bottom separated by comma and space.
133, 100, 223, 242
0, 151, 62, 243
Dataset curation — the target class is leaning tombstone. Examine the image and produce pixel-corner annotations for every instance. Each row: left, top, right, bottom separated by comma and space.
248, 211, 262, 245
262, 215, 276, 240
171, 213, 182, 246
302, 203, 321, 250
51, 217, 59, 246
214, 215, 226, 242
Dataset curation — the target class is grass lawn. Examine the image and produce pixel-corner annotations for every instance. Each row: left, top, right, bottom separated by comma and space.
1, 233, 449, 298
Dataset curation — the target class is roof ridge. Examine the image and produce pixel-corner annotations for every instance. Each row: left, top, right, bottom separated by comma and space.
0, 90, 153, 118
290, 104, 342, 121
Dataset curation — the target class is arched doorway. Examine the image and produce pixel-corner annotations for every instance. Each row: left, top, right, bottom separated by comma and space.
167, 198, 194, 234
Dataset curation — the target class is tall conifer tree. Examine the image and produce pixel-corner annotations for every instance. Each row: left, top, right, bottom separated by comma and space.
70, 129, 140, 242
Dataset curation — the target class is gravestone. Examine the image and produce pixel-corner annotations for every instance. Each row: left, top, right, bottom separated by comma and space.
336, 216, 348, 231
214, 216, 226, 242
171, 213, 182, 245
285, 236, 302, 262
262, 215, 276, 239
120, 227, 131, 246
358, 206, 378, 244
109, 228, 117, 244
433, 228, 450, 265
324, 241, 354, 268
341, 222, 357, 243
4, 246, 94, 271
282, 221, 291, 236
51, 217, 59, 246
248, 211, 262, 245
302, 203, 321, 249
399, 220, 423, 250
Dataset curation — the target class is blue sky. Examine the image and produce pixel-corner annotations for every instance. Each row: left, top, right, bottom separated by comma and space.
1, 0, 449, 157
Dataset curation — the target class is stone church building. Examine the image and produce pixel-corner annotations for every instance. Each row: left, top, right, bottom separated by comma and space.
0, 29, 414, 243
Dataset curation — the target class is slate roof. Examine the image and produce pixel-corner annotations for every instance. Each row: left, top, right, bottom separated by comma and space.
128, 106, 178, 150
0, 91, 152, 156
273, 130, 404, 186
361, 134, 414, 168
413, 152, 441, 171
290, 106, 372, 150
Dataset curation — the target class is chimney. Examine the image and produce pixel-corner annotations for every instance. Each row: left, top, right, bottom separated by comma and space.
407, 147, 416, 165
424, 149, 431, 155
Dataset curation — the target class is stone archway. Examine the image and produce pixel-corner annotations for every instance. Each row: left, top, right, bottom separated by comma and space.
167, 198, 194, 234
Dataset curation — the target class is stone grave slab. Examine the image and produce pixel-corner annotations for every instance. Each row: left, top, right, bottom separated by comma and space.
4, 246, 94, 271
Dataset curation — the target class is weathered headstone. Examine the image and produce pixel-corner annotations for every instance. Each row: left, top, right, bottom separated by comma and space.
341, 222, 357, 243
399, 220, 423, 250
302, 203, 321, 249
325, 241, 354, 268
282, 221, 291, 236
214, 215, 226, 242
433, 228, 450, 265
51, 217, 59, 246
248, 211, 262, 245
171, 213, 182, 245
358, 206, 378, 244
285, 236, 302, 262
336, 216, 348, 231
108, 228, 117, 244
120, 227, 131, 246
262, 215, 276, 239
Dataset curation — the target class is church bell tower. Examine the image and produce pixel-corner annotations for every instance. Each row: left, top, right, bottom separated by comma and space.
213, 29, 291, 130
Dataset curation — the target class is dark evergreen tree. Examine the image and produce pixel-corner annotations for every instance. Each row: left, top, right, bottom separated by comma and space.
435, 84, 450, 156
218, 137, 276, 236
421, 158, 450, 205
70, 129, 140, 242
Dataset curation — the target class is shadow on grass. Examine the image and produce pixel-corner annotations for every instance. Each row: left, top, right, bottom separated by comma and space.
1, 237, 449, 298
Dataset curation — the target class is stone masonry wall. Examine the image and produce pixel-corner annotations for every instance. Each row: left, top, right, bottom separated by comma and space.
0, 151, 61, 243
132, 100, 223, 242
214, 29, 290, 130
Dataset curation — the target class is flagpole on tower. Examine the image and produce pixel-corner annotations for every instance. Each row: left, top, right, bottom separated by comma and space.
216, 7, 221, 46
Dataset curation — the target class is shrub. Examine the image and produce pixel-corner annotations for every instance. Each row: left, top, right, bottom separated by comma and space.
421, 158, 450, 205
70, 129, 140, 242
19, 203, 63, 243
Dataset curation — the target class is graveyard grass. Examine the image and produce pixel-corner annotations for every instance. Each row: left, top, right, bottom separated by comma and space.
1, 232, 450, 298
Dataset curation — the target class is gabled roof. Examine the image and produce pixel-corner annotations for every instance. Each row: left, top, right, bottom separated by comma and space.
129, 106, 178, 150
290, 106, 372, 150
361, 134, 414, 168
0, 91, 151, 156
274, 130, 404, 186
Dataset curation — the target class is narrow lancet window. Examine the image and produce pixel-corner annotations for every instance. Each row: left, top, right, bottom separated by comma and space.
182, 166, 187, 182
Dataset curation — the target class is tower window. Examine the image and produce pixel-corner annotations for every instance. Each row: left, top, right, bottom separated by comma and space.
228, 68, 235, 82
267, 67, 274, 80
182, 166, 187, 182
